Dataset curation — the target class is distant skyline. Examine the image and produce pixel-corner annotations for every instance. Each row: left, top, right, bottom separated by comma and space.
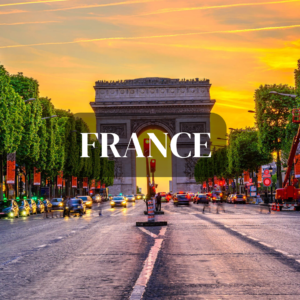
1, 0, 300, 129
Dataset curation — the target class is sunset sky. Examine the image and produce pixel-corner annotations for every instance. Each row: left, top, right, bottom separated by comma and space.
1, 0, 300, 130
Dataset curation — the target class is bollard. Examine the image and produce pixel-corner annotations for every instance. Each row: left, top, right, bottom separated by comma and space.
147, 198, 155, 222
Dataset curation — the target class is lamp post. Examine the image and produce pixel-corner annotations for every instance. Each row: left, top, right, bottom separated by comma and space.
269, 165, 273, 202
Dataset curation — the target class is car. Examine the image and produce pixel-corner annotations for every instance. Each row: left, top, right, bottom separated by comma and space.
110, 196, 127, 208
227, 194, 235, 203
174, 194, 190, 206
125, 195, 135, 202
232, 194, 247, 204
160, 192, 167, 202
65, 198, 86, 216
28, 199, 37, 214
77, 195, 93, 209
51, 198, 64, 210
43, 199, 53, 213
187, 193, 195, 202
16, 199, 31, 216
211, 193, 221, 203
35, 199, 45, 213
135, 194, 144, 200
92, 194, 102, 203
0, 200, 19, 218
194, 194, 210, 204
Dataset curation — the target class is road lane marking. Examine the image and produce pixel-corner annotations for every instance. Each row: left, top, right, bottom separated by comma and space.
138, 227, 158, 238
37, 244, 47, 248
275, 249, 289, 255
248, 237, 259, 241
130, 239, 163, 300
158, 227, 167, 237
259, 242, 274, 248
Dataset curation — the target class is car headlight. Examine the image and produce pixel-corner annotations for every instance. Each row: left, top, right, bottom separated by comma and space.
110, 201, 115, 205
122, 201, 126, 204
86, 201, 92, 204
132, 198, 135, 200
59, 203, 63, 206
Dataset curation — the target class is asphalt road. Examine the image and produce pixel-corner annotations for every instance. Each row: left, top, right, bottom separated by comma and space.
1, 200, 300, 299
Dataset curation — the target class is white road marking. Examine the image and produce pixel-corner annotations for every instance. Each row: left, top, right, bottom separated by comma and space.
138, 227, 158, 238
248, 237, 259, 241
37, 244, 47, 248
130, 239, 164, 300
159, 227, 167, 237
259, 242, 274, 248
275, 249, 289, 255
57, 236, 63, 239
224, 225, 230, 228
296, 260, 300, 264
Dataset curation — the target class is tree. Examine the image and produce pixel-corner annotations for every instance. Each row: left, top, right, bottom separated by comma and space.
255, 84, 297, 187
0, 65, 25, 201
10, 73, 42, 197
233, 128, 272, 173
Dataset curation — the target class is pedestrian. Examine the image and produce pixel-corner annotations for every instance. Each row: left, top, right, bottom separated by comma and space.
202, 199, 210, 214
216, 198, 225, 214
156, 192, 162, 212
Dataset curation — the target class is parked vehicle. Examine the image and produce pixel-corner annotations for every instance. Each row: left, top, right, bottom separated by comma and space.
160, 192, 167, 202
16, 199, 31, 216
28, 199, 37, 214
77, 195, 93, 209
36, 199, 45, 213
0, 200, 19, 218
51, 198, 64, 210
43, 199, 53, 213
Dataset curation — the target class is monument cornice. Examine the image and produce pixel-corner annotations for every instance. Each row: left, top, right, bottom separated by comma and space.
92, 103, 214, 115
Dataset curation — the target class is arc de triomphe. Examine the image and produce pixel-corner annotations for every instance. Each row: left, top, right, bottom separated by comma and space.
90, 77, 215, 195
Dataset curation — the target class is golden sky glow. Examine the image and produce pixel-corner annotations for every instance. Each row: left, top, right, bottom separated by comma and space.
1, 0, 300, 130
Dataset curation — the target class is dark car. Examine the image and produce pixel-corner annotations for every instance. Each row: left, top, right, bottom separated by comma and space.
65, 199, 86, 216
194, 194, 209, 204
92, 194, 102, 203
51, 198, 64, 210
36, 200, 45, 213
27, 199, 37, 214
0, 200, 19, 218
174, 194, 190, 206
77, 196, 93, 209
43, 199, 52, 213
16, 199, 31, 216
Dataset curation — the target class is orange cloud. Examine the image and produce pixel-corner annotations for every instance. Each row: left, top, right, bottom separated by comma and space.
43, 0, 161, 12
0, 20, 60, 25
140, 0, 300, 16
0, 0, 67, 7
1, 24, 300, 49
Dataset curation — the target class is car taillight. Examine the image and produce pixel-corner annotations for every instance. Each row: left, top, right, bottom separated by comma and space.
243, 196, 246, 199
220, 193, 223, 197
213, 197, 216, 200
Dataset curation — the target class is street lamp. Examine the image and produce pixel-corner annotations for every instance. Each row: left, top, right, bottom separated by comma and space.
24, 98, 36, 103
41, 115, 57, 120
269, 91, 297, 98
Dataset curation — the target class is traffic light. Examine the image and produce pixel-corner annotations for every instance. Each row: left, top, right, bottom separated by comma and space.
150, 159, 156, 172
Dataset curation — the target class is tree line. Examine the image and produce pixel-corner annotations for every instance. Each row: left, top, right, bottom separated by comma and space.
0, 65, 114, 200
195, 59, 300, 191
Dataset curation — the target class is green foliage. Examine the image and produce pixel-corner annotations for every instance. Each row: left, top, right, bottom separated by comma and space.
0, 65, 25, 155
255, 84, 296, 153
233, 128, 272, 173
10, 72, 39, 101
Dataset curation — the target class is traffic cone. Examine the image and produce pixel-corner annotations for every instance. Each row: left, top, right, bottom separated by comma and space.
277, 205, 280, 212
271, 204, 275, 211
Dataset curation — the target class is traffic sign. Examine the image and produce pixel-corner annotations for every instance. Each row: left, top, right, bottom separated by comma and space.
249, 178, 252, 183
263, 177, 272, 187
263, 169, 270, 176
